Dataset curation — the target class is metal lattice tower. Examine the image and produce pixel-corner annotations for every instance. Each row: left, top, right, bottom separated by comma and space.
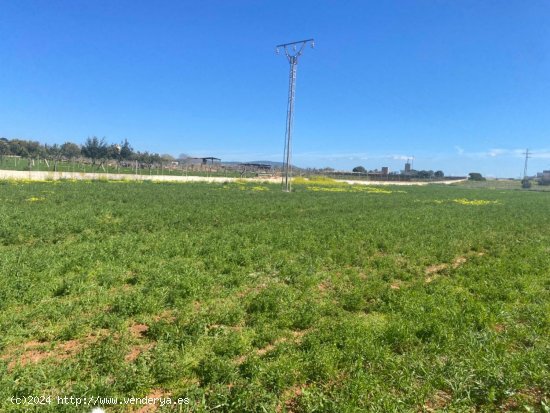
276, 39, 314, 192
521, 148, 532, 189
523, 148, 531, 179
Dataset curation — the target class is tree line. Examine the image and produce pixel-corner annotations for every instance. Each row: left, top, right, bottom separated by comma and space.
0, 137, 177, 168
352, 165, 445, 178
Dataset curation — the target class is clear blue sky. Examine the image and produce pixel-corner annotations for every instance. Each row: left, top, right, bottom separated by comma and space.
1, 0, 549, 177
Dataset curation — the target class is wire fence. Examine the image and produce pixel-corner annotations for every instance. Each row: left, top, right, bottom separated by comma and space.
0, 157, 272, 179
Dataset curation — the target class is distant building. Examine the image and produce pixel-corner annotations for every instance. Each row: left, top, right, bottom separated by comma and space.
183, 156, 221, 170
381, 166, 389, 175
239, 163, 273, 176
404, 162, 411, 173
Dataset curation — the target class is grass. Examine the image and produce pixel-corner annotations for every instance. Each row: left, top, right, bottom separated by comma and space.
0, 179, 549, 412
455, 179, 550, 192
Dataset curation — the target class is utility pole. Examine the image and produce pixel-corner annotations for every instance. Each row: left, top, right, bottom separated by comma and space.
276, 38, 314, 192
523, 148, 531, 179
522, 148, 531, 188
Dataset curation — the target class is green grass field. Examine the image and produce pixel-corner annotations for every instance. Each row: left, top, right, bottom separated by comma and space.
455, 179, 550, 192
0, 179, 549, 412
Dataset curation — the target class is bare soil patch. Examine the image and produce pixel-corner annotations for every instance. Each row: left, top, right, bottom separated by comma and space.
135, 389, 170, 413
1, 333, 104, 371
425, 251, 486, 283
423, 389, 452, 412
130, 323, 149, 338
125, 343, 155, 362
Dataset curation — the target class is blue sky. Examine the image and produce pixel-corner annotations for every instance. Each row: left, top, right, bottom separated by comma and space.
1, 0, 549, 177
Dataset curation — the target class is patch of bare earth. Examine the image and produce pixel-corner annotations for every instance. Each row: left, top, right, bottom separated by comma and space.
256, 344, 275, 356
1, 332, 105, 371
423, 390, 452, 412
425, 263, 448, 275
291, 330, 308, 342
253, 336, 288, 358
500, 397, 519, 412
129, 323, 149, 338
235, 329, 310, 365
452, 256, 467, 268
425, 264, 448, 283
4, 349, 52, 370
125, 343, 155, 362
500, 387, 545, 412
276, 384, 308, 413
390, 281, 401, 290
493, 323, 506, 333
125, 323, 155, 362
22, 340, 44, 349
318, 280, 331, 293
135, 389, 170, 413
152, 310, 176, 323
506, 387, 545, 412
425, 252, 485, 283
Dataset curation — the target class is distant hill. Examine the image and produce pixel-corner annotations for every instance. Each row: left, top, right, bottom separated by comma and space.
221, 160, 301, 169
248, 160, 284, 168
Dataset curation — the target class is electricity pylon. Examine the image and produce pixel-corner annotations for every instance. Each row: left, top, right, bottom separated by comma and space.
522, 148, 532, 188
523, 148, 531, 179
276, 39, 314, 192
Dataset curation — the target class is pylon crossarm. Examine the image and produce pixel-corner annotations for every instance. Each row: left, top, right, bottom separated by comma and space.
283, 42, 307, 61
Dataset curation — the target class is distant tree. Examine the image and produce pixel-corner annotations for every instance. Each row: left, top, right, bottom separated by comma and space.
106, 144, 122, 160
134, 151, 147, 167
468, 172, 485, 181
25, 141, 45, 159
0, 140, 9, 162
45, 144, 63, 171
161, 154, 175, 162
8, 140, 29, 157
45, 143, 61, 158
416, 170, 433, 179
81, 136, 108, 166
119, 139, 134, 161
61, 142, 81, 159
8, 139, 46, 159
352, 166, 366, 173
434, 170, 444, 178
150, 153, 162, 168
134, 151, 159, 171
178, 153, 190, 161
